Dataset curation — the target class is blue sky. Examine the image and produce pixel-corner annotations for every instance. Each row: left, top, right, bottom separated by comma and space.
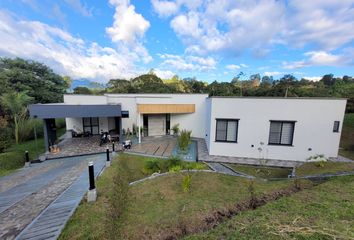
0, 0, 354, 83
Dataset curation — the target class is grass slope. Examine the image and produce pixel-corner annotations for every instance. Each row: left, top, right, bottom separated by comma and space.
185, 175, 354, 240
59, 154, 301, 240
339, 113, 354, 160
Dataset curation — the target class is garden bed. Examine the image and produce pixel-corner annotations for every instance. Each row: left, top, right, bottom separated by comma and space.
172, 140, 197, 161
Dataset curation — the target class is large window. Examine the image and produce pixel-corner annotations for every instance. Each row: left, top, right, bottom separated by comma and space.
268, 121, 295, 146
215, 119, 238, 142
83, 117, 99, 134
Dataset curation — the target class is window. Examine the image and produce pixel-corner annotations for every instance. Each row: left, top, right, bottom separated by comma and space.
215, 119, 238, 142
268, 121, 295, 146
83, 117, 99, 134
333, 121, 340, 132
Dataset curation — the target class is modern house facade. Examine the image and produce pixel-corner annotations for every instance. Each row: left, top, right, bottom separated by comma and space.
29, 94, 347, 162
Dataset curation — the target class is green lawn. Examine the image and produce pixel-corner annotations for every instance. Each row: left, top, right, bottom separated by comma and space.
226, 161, 354, 179
0, 127, 66, 177
296, 161, 354, 177
59, 154, 308, 240
227, 164, 292, 179
0, 137, 45, 176
185, 175, 354, 240
339, 113, 354, 160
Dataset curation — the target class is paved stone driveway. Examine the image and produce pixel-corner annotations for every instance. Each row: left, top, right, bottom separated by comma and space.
0, 154, 106, 240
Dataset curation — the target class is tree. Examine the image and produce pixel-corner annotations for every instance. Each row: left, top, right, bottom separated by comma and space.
131, 74, 170, 93
1, 91, 33, 144
0, 58, 68, 103
320, 74, 335, 86
63, 76, 72, 89
107, 79, 132, 93
73, 87, 93, 94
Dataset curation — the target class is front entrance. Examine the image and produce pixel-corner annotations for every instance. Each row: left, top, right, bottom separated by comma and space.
147, 114, 165, 136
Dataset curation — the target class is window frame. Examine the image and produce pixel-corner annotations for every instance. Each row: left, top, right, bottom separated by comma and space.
215, 118, 239, 143
333, 121, 340, 133
268, 120, 296, 146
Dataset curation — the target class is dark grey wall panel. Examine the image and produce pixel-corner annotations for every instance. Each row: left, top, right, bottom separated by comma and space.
29, 104, 121, 118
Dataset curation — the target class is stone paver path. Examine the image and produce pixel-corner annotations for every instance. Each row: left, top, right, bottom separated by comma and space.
16, 156, 106, 240
0, 153, 107, 240
206, 162, 246, 177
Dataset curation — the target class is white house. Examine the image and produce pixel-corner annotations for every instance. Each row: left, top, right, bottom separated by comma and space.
29, 94, 347, 162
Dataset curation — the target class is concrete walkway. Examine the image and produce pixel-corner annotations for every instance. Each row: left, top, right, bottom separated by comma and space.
195, 138, 303, 168
0, 153, 107, 240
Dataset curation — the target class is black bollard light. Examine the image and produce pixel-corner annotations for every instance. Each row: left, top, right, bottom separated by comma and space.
106, 146, 111, 167
87, 161, 97, 202
112, 141, 115, 152
25, 151, 30, 167
106, 146, 110, 162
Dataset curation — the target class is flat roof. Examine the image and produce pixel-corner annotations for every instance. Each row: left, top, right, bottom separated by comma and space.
29, 104, 121, 119
208, 96, 347, 100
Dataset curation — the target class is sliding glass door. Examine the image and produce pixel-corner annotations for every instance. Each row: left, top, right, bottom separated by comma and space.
83, 117, 99, 134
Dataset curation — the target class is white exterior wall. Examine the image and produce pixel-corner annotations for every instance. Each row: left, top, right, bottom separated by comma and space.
206, 98, 347, 161
105, 94, 208, 138
66, 118, 83, 132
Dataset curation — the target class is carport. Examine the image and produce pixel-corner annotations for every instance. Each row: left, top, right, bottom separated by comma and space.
29, 104, 122, 151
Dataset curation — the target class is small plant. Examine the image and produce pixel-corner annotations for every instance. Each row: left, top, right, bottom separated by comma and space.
182, 174, 192, 193
172, 123, 180, 135
248, 180, 257, 209
178, 129, 192, 152
169, 165, 183, 172
132, 124, 138, 135
186, 162, 205, 170
143, 159, 160, 174
307, 154, 327, 167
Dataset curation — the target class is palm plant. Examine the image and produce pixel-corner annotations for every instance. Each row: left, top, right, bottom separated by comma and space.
1, 91, 33, 144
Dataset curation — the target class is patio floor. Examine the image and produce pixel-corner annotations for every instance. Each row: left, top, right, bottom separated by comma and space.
43, 135, 121, 159
127, 136, 177, 157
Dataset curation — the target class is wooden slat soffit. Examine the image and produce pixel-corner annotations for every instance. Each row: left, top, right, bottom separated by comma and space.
137, 104, 195, 114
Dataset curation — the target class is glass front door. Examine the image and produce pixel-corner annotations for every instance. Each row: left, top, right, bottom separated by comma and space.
83, 117, 99, 134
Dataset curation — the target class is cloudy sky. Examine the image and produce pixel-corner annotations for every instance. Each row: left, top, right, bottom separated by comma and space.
0, 0, 354, 83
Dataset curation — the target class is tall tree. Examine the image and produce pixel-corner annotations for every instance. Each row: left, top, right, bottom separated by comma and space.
1, 91, 33, 144
0, 58, 67, 103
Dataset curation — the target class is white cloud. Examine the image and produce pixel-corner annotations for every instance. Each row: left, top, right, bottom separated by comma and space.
225, 64, 240, 70
106, 0, 151, 63
64, 0, 93, 17
151, 0, 179, 17
154, 69, 175, 79
303, 76, 322, 81
158, 53, 217, 72
0, 10, 142, 82
283, 50, 354, 69
155, 0, 354, 64
263, 71, 284, 76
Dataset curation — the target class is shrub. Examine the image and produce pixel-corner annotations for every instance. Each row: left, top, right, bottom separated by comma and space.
55, 118, 66, 129
17, 118, 43, 142
171, 123, 180, 135
186, 162, 205, 170
143, 159, 160, 174
178, 130, 192, 152
0, 151, 24, 171
169, 165, 182, 172
182, 174, 192, 193
0, 117, 12, 153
